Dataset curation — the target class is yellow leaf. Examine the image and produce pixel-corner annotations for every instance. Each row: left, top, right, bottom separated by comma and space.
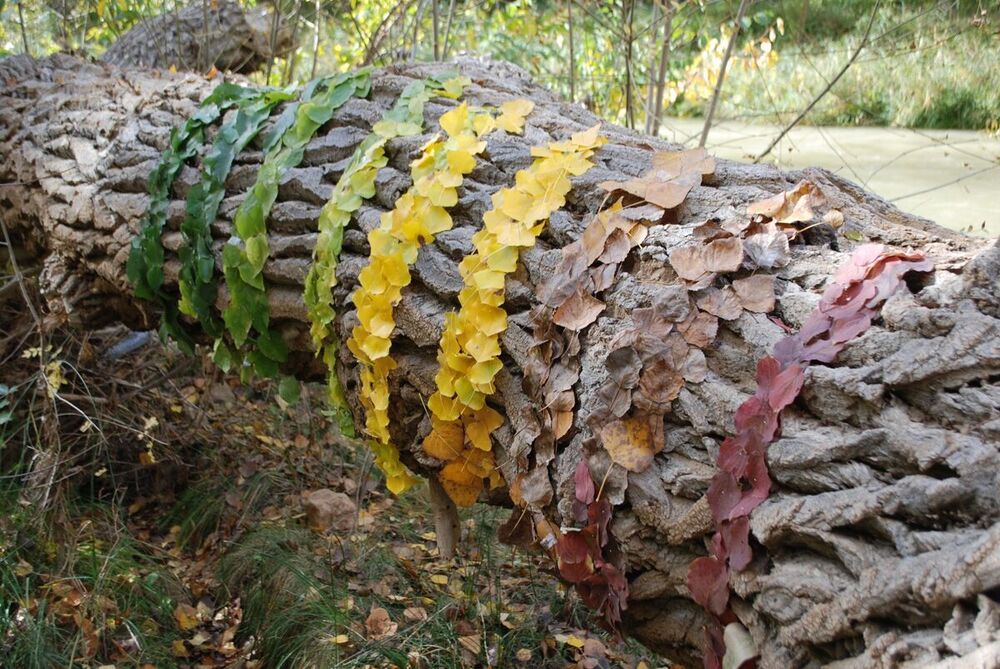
464, 407, 503, 450
422, 421, 465, 460
439, 76, 470, 99
496, 99, 534, 134
439, 102, 469, 137
599, 414, 660, 473
430, 574, 449, 585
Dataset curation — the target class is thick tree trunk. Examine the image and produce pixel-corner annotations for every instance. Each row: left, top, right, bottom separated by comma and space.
1, 54, 998, 668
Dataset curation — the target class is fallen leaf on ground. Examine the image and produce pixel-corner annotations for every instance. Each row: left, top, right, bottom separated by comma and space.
365, 607, 398, 640
173, 603, 199, 631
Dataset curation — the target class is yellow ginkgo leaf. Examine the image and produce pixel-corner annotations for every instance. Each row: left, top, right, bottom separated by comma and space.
496, 98, 535, 134
439, 102, 469, 137
422, 420, 465, 460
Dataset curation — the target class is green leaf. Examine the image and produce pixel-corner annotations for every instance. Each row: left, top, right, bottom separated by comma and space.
219, 70, 371, 381
127, 81, 255, 343
277, 376, 300, 405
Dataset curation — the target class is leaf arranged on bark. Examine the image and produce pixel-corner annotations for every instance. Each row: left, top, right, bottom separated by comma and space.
178, 86, 295, 341
747, 180, 826, 224
742, 221, 790, 269
598, 147, 715, 210
221, 70, 372, 381
599, 414, 662, 473
128, 81, 261, 352
553, 288, 606, 331
554, 462, 629, 629
426, 126, 606, 506
688, 243, 933, 668
695, 286, 744, 321
305, 75, 465, 436
731, 275, 776, 313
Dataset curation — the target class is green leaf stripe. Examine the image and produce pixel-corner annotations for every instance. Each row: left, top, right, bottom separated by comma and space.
221, 69, 372, 380
303, 73, 466, 436
177, 86, 296, 339
127, 82, 259, 351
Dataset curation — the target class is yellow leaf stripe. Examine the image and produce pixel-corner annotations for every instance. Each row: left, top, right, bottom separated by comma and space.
347, 99, 535, 495
304, 75, 468, 437
425, 125, 607, 506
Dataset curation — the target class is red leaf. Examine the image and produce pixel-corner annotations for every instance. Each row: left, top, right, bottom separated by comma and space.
574, 460, 595, 505
688, 556, 730, 616
728, 455, 771, 519
556, 531, 594, 583
720, 517, 752, 571
588, 497, 612, 548
732, 396, 779, 442
771, 363, 805, 411
707, 470, 742, 524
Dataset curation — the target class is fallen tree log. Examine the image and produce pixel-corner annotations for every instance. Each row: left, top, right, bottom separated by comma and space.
1, 53, 998, 668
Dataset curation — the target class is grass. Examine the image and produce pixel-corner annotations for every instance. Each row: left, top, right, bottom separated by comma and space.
692, 3, 1000, 130
0, 502, 186, 667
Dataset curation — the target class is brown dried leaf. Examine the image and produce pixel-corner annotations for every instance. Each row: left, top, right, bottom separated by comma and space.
743, 222, 790, 269
404, 607, 429, 623
518, 465, 554, 507
747, 180, 825, 224
693, 219, 732, 241
597, 379, 632, 419
618, 202, 665, 223
651, 147, 716, 180
702, 237, 744, 273
552, 289, 605, 331
823, 209, 845, 229
638, 357, 684, 407
598, 228, 633, 264
606, 346, 642, 387
652, 284, 694, 322
732, 275, 776, 313
599, 176, 693, 210
668, 245, 708, 281
366, 607, 398, 640
678, 310, 719, 348
632, 307, 673, 338
590, 263, 618, 292
696, 287, 743, 320
581, 215, 614, 265
625, 221, 649, 245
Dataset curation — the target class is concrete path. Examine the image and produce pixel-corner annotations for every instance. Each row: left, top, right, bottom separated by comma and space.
659, 118, 999, 237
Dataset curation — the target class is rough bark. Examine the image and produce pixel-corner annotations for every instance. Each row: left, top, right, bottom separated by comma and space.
99, 0, 293, 73
1, 54, 998, 668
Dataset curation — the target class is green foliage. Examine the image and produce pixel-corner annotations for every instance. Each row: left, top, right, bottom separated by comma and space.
178, 86, 296, 338
303, 73, 464, 436
126, 82, 257, 353
219, 69, 371, 381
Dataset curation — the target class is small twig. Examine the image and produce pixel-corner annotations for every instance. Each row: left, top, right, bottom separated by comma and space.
566, 0, 575, 102
432, 0, 440, 60
441, 0, 456, 59
310, 0, 321, 78
754, 0, 881, 163
17, 0, 30, 55
699, 0, 751, 148
651, 0, 673, 135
